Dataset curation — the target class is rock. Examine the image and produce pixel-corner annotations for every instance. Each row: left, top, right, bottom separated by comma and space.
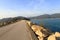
26, 21, 32, 27
55, 32, 60, 40
31, 25, 40, 32
35, 30, 45, 37
31, 25, 45, 32
31, 25, 52, 40
31, 25, 46, 40
55, 32, 60, 37
38, 36, 44, 40
26, 21, 59, 40
31, 25, 51, 36
47, 32, 60, 40
48, 34, 56, 40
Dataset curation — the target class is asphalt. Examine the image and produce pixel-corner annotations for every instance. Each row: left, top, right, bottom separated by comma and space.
0, 20, 38, 40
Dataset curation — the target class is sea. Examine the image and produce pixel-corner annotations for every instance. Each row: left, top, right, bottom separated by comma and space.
31, 18, 60, 32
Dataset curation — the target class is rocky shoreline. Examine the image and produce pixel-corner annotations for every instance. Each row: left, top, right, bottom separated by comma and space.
26, 20, 60, 40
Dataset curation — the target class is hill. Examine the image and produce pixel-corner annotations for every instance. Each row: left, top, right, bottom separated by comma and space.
30, 13, 60, 19
0, 16, 30, 27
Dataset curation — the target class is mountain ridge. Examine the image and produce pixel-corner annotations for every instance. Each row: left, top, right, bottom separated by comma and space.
30, 13, 60, 19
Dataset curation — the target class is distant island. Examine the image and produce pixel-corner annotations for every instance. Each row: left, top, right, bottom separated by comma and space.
30, 13, 60, 19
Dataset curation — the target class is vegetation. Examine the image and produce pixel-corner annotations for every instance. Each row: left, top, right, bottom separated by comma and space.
0, 16, 30, 27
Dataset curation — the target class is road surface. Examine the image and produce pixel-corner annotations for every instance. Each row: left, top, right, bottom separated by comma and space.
0, 20, 38, 40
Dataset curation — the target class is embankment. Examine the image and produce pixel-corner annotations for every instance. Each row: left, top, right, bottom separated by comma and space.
26, 20, 60, 40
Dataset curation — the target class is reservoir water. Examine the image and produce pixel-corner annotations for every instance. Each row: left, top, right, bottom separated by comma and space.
31, 18, 60, 32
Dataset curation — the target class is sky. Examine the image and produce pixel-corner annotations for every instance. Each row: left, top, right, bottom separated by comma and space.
0, 0, 60, 18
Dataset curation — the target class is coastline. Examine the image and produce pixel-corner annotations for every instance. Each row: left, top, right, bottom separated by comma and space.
26, 20, 60, 40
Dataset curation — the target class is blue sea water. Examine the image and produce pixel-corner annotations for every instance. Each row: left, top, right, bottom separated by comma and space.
31, 18, 60, 32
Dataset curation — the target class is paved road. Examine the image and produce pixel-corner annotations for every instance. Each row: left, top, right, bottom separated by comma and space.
0, 20, 38, 40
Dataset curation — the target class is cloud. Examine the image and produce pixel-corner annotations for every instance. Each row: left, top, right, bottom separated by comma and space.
0, 8, 45, 19
0, 0, 60, 19
0, 9, 37, 18
26, 0, 45, 10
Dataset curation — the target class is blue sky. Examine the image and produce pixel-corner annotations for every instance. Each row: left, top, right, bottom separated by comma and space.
0, 0, 60, 18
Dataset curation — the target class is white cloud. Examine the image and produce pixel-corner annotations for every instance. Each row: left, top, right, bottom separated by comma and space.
0, 9, 37, 18
27, 0, 45, 11
0, 8, 44, 18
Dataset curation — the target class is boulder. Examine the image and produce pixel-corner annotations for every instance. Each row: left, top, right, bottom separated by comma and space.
55, 32, 60, 37
48, 34, 56, 40
35, 30, 45, 37
38, 36, 44, 40
31, 25, 40, 32
26, 21, 32, 27
31, 25, 52, 40
55, 32, 60, 40
31, 25, 44, 32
